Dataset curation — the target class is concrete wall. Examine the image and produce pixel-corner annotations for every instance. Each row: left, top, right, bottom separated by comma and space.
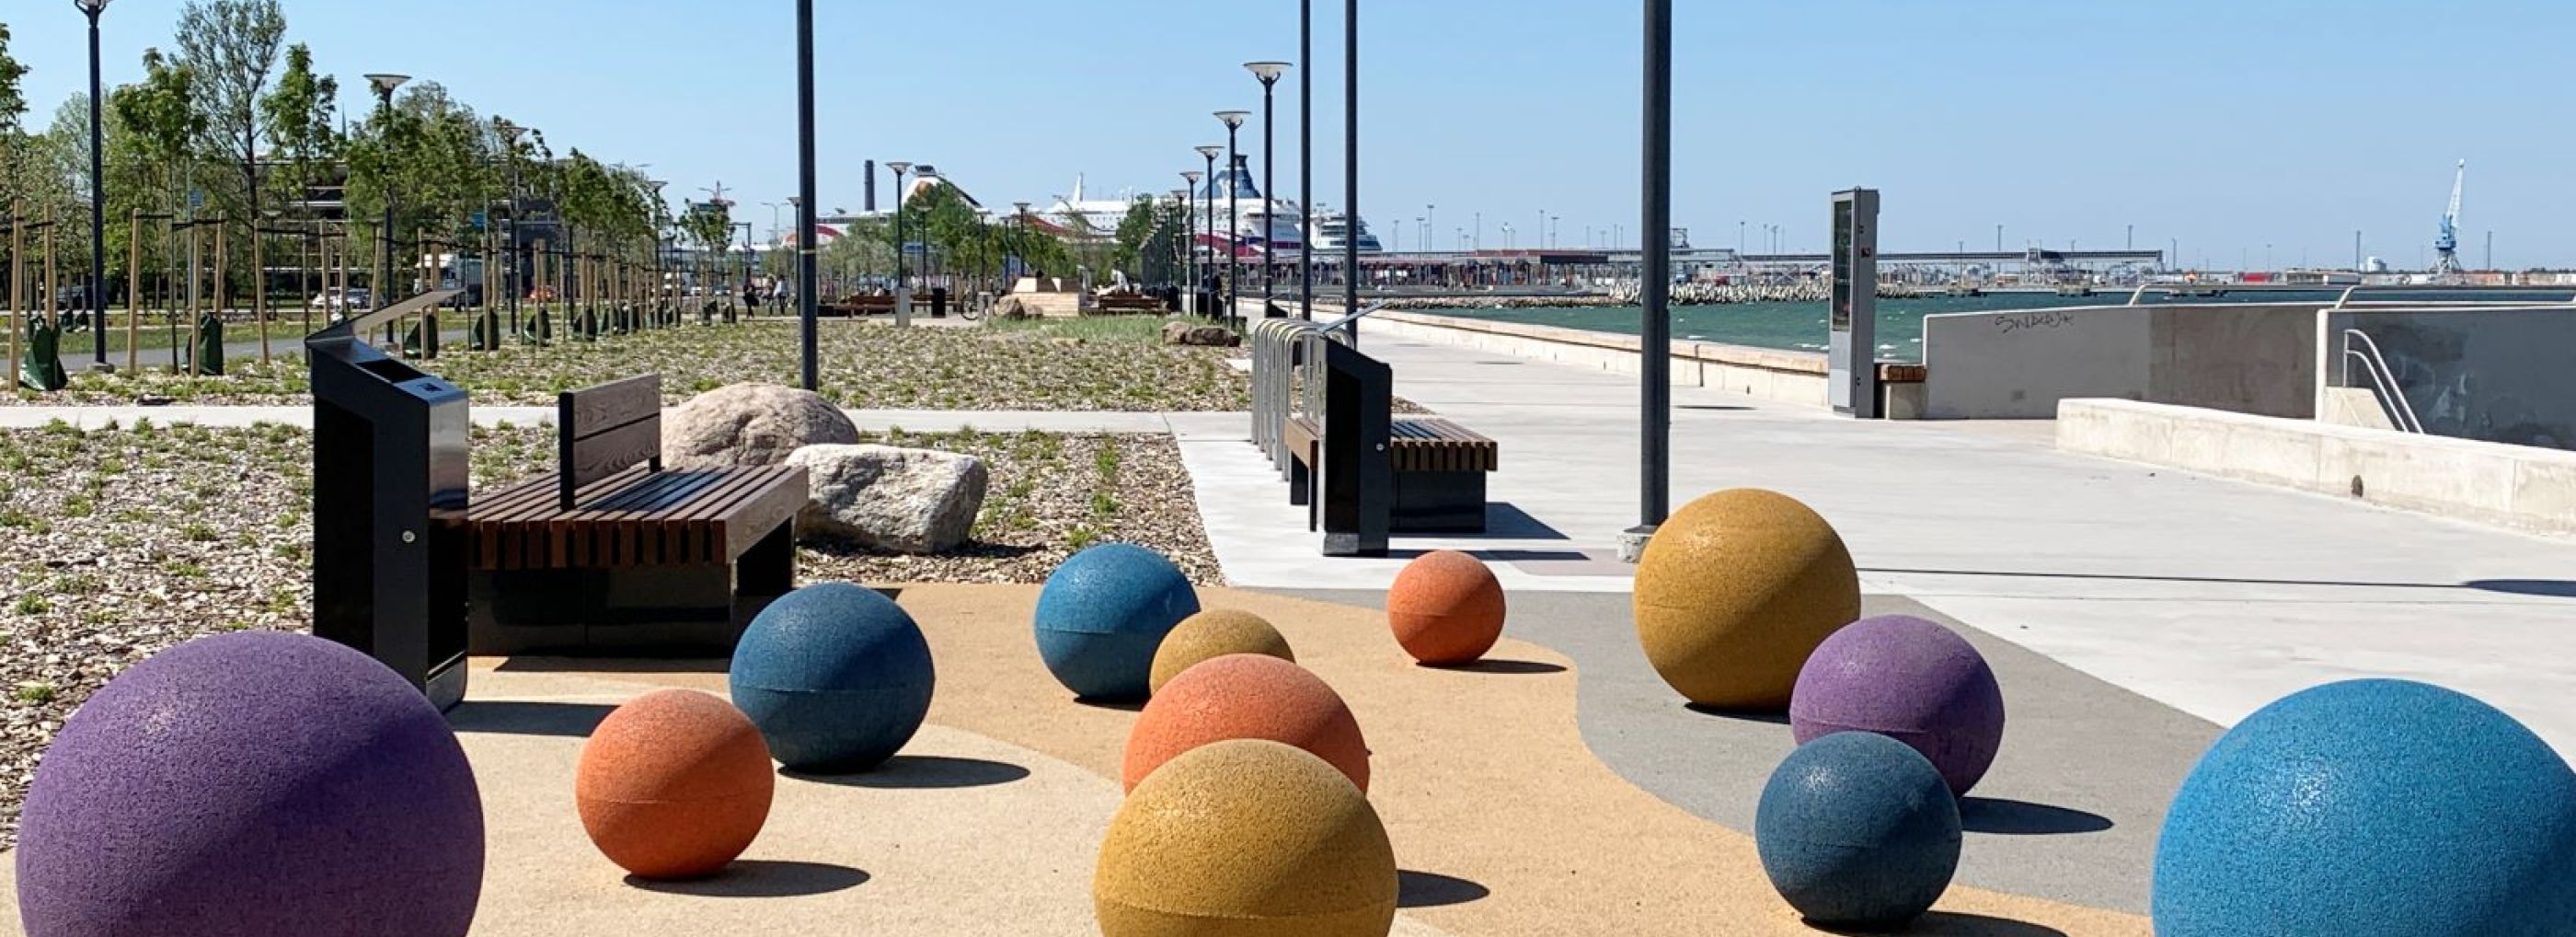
1358, 309, 1941, 414
2319, 306, 2576, 450
2057, 398, 2576, 536
1923, 304, 2321, 420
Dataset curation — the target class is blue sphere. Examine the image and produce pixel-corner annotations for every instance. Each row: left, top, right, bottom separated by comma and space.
1755, 732, 1961, 929
1033, 543, 1200, 700
729, 583, 936, 772
2155, 679, 2576, 937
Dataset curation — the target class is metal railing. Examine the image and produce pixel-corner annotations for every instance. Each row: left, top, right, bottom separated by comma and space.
1250, 302, 1390, 475
2339, 329, 2423, 434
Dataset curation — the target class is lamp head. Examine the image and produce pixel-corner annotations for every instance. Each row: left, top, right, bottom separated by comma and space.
363, 73, 411, 97
1245, 61, 1292, 86
1195, 145, 1224, 161
886, 160, 914, 175
1181, 170, 1203, 184
73, 0, 112, 17
1214, 110, 1251, 130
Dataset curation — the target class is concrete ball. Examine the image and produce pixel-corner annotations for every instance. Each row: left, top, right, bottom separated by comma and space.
1633, 489, 1859, 711
1035, 543, 1201, 701
1790, 615, 2006, 796
1386, 549, 1506, 665
2154, 679, 2576, 936
16, 631, 484, 937
729, 582, 936, 772
1096, 739, 1397, 936
1149, 609, 1295, 695
1124, 654, 1368, 792
576, 689, 776, 880
1755, 732, 1961, 929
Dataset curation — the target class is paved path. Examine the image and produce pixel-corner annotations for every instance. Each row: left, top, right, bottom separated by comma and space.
1206, 326, 2576, 754
1276, 587, 2215, 913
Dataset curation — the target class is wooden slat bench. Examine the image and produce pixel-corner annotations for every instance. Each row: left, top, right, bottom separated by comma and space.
1287, 413, 1501, 534
462, 375, 810, 655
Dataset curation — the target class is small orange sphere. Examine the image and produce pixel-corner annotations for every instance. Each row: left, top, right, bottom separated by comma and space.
576, 688, 776, 879
1122, 654, 1369, 793
1387, 549, 1506, 665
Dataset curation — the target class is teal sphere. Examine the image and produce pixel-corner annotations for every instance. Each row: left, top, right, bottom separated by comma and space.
729, 583, 936, 772
1033, 543, 1199, 701
2155, 679, 2576, 936
1755, 732, 1961, 929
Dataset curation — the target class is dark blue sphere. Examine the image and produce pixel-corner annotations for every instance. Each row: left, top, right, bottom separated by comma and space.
17, 631, 483, 937
2155, 679, 2576, 937
1755, 731, 1961, 929
729, 583, 937, 772
1033, 543, 1200, 701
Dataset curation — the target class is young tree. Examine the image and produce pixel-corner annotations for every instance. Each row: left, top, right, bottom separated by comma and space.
173, 0, 287, 223
1112, 197, 1158, 275
259, 43, 336, 218
0, 25, 33, 210
110, 49, 204, 214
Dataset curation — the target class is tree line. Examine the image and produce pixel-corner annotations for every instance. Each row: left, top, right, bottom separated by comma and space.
0, 1, 684, 299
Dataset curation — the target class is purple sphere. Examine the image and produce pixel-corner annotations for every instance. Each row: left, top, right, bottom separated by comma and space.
1789, 615, 2006, 797
17, 631, 484, 937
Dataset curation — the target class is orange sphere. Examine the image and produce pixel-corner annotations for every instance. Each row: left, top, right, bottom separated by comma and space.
576, 688, 776, 879
1122, 654, 1369, 793
1387, 549, 1506, 665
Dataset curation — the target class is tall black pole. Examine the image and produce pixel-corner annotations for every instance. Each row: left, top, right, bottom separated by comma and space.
796, 0, 819, 388
1260, 80, 1277, 310
1639, 0, 1673, 533
376, 87, 397, 318
1225, 126, 1241, 329
1201, 149, 1217, 318
1300, 0, 1315, 320
1342, 0, 1359, 344
86, 8, 107, 366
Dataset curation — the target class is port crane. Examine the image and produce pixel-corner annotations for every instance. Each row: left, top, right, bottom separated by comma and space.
2433, 159, 2466, 277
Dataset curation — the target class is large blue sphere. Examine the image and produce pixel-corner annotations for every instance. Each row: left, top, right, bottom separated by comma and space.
1755, 731, 1961, 929
730, 583, 937, 772
17, 631, 484, 937
1033, 543, 1200, 700
2155, 679, 2576, 936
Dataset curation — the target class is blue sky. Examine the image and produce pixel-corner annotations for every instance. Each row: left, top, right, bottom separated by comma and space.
10, 0, 2571, 269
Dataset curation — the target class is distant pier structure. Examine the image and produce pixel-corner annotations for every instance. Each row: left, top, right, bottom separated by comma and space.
1253, 246, 2168, 292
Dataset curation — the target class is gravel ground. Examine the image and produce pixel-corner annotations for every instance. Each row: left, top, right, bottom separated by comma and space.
0, 420, 1218, 848
11, 317, 1250, 411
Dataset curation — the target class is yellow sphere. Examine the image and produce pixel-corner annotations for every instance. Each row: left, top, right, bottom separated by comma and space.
1148, 609, 1296, 695
1633, 489, 1860, 711
1095, 739, 1397, 937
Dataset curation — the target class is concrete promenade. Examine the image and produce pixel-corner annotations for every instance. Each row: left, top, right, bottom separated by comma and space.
7, 330, 2570, 750
1197, 326, 2576, 754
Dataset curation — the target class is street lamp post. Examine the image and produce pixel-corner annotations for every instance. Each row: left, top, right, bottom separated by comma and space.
75, 0, 113, 367
1215, 110, 1250, 328
1634, 0, 1674, 551
1300, 0, 1315, 320
1179, 171, 1202, 305
795, 0, 818, 388
1195, 145, 1221, 318
363, 74, 411, 320
1247, 63, 1289, 316
1341, 0, 1359, 343
885, 160, 913, 325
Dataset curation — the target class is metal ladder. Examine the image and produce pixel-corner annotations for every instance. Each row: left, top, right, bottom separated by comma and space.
2340, 329, 2424, 434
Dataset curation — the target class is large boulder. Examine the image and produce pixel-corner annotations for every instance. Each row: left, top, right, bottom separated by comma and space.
786, 445, 989, 554
663, 383, 859, 469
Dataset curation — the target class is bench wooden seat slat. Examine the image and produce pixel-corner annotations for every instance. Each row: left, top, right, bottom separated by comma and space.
462, 377, 807, 573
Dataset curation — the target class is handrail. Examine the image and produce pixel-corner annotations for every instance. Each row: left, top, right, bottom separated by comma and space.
2333, 285, 2362, 309
2127, 284, 2151, 307
2340, 329, 2422, 434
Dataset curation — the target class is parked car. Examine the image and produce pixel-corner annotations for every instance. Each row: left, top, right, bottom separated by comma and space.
308, 287, 373, 313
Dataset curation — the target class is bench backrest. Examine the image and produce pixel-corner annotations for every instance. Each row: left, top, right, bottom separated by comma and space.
558, 375, 662, 510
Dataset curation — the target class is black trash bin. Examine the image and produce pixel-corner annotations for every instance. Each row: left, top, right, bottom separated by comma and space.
932, 287, 949, 318
305, 297, 472, 710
